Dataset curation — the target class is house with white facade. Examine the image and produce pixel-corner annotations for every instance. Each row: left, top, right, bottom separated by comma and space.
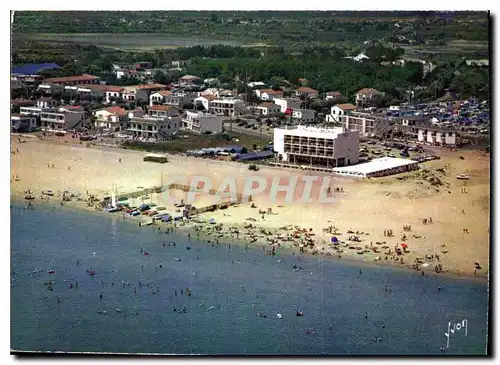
127, 116, 180, 141
209, 98, 245, 117
181, 111, 224, 134
255, 88, 284, 101
147, 105, 181, 119
326, 103, 357, 123
247, 81, 266, 89
273, 125, 360, 168
291, 109, 315, 124
417, 128, 457, 146
93, 106, 129, 131
105, 86, 125, 104
40, 107, 86, 131
355, 88, 385, 107
194, 94, 218, 111
36, 98, 60, 109
150, 90, 173, 106
273, 97, 302, 113
256, 102, 281, 116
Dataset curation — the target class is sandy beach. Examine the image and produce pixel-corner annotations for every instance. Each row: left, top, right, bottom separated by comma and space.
10, 135, 490, 280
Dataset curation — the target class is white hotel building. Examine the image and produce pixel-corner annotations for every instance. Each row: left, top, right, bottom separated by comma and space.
273, 125, 359, 168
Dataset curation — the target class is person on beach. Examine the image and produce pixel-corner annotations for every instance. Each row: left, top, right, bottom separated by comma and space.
119, 158, 122, 163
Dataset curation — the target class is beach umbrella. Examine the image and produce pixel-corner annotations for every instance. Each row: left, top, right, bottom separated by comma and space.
401, 243, 408, 249
331, 236, 338, 243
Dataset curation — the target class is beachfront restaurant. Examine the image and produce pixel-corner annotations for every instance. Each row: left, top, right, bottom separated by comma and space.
332, 157, 419, 178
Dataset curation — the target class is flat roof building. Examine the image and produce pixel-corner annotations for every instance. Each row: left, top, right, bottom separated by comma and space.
332, 157, 419, 178
273, 125, 359, 169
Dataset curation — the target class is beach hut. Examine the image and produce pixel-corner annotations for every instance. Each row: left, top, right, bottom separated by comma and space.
143, 154, 169, 163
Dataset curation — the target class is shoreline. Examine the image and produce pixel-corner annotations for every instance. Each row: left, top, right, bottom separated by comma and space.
11, 193, 488, 284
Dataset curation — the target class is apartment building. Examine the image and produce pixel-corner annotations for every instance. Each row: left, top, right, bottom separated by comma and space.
40, 108, 86, 131
44, 74, 100, 86
147, 105, 181, 119
209, 98, 245, 117
127, 116, 180, 141
273, 125, 360, 168
93, 106, 129, 131
181, 111, 224, 134
338, 112, 390, 137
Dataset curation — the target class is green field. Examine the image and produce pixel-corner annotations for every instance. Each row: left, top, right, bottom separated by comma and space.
11, 33, 253, 51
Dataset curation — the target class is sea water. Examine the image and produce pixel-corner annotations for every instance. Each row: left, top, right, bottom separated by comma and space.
10, 203, 489, 355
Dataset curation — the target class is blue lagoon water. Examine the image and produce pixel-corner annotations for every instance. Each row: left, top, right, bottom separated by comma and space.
11, 203, 489, 355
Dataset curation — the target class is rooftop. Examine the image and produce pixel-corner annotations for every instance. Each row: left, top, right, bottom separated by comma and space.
44, 74, 99, 83
12, 63, 60, 75
259, 89, 283, 95
332, 157, 418, 176
135, 83, 167, 90
296, 86, 318, 93
104, 106, 128, 116
180, 75, 201, 80
336, 103, 357, 110
356, 88, 381, 95
276, 125, 353, 139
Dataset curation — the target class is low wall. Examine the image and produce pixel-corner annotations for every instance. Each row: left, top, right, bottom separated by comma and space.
116, 184, 252, 204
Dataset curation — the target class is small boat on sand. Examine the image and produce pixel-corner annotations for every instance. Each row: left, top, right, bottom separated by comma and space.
456, 174, 470, 180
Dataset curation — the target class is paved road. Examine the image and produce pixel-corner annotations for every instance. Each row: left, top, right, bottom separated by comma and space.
224, 123, 273, 137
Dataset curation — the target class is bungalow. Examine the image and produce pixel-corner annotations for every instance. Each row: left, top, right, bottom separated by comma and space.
94, 106, 129, 131
150, 90, 173, 106
255, 88, 283, 101
179, 75, 202, 87
295, 87, 319, 99
11, 114, 38, 132
44, 74, 100, 86
326, 103, 357, 123
257, 102, 281, 116
355, 88, 385, 107
148, 105, 181, 119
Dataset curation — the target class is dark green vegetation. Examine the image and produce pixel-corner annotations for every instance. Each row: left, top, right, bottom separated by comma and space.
11, 11, 490, 102
123, 131, 270, 154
